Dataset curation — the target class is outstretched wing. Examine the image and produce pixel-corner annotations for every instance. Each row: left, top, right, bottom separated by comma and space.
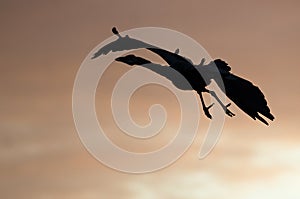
221, 73, 274, 125
115, 54, 193, 90
92, 35, 155, 59
147, 48, 194, 70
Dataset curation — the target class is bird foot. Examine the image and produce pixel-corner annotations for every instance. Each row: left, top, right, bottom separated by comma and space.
225, 109, 235, 117
224, 103, 235, 117
203, 103, 214, 119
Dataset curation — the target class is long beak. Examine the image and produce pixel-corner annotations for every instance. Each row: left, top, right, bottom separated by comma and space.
115, 57, 123, 62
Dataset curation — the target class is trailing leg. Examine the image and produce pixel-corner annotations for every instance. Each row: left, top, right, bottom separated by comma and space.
205, 90, 235, 117
198, 91, 214, 119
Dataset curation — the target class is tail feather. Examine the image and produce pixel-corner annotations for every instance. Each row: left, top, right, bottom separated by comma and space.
220, 73, 274, 125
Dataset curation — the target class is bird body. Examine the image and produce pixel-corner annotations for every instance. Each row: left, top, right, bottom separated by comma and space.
147, 48, 208, 92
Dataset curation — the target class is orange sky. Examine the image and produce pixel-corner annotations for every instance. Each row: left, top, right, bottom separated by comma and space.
1, 1, 300, 198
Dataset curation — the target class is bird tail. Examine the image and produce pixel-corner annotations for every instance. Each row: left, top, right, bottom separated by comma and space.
219, 74, 274, 125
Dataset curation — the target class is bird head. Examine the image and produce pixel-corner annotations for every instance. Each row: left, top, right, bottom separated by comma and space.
115, 54, 151, 66
115, 55, 138, 66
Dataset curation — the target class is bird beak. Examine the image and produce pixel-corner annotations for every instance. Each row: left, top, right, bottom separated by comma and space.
115, 57, 122, 62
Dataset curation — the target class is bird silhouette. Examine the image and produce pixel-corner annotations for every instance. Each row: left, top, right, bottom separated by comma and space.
95, 27, 275, 125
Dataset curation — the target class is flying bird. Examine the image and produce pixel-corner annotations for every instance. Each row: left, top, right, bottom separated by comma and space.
95, 27, 275, 125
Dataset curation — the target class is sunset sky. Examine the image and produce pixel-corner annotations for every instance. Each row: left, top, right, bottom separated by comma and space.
1, 0, 300, 198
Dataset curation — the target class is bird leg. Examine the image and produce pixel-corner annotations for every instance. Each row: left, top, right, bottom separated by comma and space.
198, 91, 214, 119
205, 90, 235, 117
